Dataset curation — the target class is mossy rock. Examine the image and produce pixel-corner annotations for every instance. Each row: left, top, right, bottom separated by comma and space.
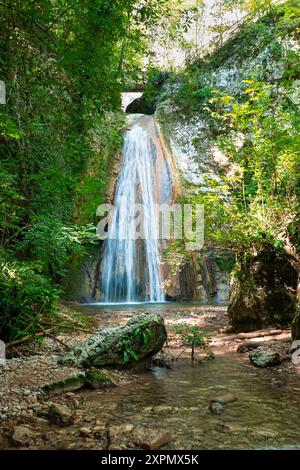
228, 245, 298, 332
85, 369, 114, 389
249, 350, 281, 368
42, 372, 86, 395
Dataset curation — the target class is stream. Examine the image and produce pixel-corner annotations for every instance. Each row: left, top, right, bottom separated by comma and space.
68, 302, 300, 450
1, 303, 300, 450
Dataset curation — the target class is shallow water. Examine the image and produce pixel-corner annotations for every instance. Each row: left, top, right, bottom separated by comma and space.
79, 299, 227, 313
82, 351, 300, 449
71, 302, 300, 450
3, 302, 299, 450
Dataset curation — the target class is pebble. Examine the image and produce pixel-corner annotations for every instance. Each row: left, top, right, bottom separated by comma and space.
79, 427, 92, 437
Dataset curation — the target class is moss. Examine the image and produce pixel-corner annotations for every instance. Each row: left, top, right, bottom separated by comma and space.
42, 373, 86, 395
85, 369, 113, 388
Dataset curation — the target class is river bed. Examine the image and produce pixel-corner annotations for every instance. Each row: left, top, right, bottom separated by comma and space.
1, 303, 300, 450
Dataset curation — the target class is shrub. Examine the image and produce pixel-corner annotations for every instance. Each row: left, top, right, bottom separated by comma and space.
0, 259, 60, 342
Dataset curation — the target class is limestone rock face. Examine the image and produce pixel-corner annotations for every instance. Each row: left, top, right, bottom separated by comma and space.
227, 245, 298, 332
58, 313, 167, 368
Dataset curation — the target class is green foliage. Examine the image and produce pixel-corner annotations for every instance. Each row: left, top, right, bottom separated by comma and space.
172, 71, 213, 114
0, 0, 184, 341
0, 258, 60, 342
214, 255, 236, 273
119, 322, 154, 363
15, 219, 97, 280
174, 322, 211, 362
162, 239, 189, 288
192, 79, 299, 252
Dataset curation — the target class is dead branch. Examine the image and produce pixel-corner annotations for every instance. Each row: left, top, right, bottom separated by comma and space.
6, 329, 52, 348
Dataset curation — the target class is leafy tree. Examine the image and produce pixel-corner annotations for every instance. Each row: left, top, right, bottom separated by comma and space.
0, 0, 186, 340
194, 79, 299, 252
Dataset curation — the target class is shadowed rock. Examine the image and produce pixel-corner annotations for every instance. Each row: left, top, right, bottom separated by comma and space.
228, 245, 298, 332
58, 313, 167, 368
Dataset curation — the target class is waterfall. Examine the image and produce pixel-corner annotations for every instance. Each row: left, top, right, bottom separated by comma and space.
100, 118, 170, 303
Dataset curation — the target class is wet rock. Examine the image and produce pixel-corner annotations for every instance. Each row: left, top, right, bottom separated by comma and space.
42, 372, 86, 395
149, 432, 172, 450
48, 403, 74, 427
59, 313, 167, 368
209, 402, 224, 415
34, 417, 49, 425
130, 426, 172, 450
12, 426, 35, 447
108, 424, 171, 450
215, 423, 231, 433
271, 378, 286, 390
94, 430, 109, 450
249, 350, 281, 368
108, 424, 130, 448
253, 429, 278, 440
210, 393, 238, 405
85, 369, 114, 389
43, 431, 56, 441
122, 402, 140, 412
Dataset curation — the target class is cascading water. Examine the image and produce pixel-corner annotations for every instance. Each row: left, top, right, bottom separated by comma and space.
100, 117, 172, 303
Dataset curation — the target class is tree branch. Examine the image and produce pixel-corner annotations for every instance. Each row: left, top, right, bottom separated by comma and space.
0, 1, 57, 44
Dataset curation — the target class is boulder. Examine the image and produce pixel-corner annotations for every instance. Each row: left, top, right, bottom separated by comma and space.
228, 245, 298, 332
85, 369, 115, 389
48, 403, 74, 427
249, 350, 281, 368
58, 313, 167, 368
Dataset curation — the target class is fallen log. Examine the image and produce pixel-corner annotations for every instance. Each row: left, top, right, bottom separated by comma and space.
216, 328, 289, 343
59, 312, 167, 368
